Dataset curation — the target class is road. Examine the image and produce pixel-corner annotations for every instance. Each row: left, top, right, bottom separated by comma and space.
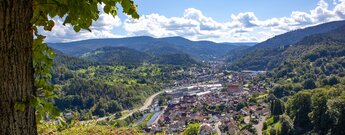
81, 84, 199, 124
80, 90, 164, 124
215, 121, 222, 135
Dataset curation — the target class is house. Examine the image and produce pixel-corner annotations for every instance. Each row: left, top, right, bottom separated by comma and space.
227, 83, 243, 94
227, 118, 239, 135
200, 124, 213, 135
209, 115, 219, 123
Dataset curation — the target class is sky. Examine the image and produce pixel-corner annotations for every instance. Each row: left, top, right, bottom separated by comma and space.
42, 0, 345, 43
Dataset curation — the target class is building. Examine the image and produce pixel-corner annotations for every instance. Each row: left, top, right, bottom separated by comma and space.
227, 83, 243, 93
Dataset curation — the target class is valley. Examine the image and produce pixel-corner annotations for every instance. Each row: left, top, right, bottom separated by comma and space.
3, 1, 345, 135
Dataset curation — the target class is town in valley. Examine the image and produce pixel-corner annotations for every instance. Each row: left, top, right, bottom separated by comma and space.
128, 65, 271, 135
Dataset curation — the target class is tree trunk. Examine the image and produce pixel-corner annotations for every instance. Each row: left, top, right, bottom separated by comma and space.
0, 0, 37, 135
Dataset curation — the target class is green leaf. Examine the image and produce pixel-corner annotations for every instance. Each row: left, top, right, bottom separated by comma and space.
30, 97, 41, 106
104, 5, 111, 13
51, 107, 62, 118
121, 0, 131, 12
73, 25, 81, 32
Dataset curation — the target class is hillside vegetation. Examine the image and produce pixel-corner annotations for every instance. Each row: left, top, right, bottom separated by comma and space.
230, 21, 345, 70
228, 20, 345, 70
49, 36, 253, 60
261, 23, 345, 135
81, 47, 152, 65
52, 51, 189, 119
80, 46, 200, 66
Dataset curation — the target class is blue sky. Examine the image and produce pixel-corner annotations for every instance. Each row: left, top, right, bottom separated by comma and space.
134, 0, 320, 20
43, 0, 345, 43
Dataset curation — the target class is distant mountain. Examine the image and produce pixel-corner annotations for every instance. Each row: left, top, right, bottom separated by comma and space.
48, 36, 251, 60
54, 44, 199, 66
222, 42, 257, 47
281, 25, 345, 60
81, 47, 152, 64
226, 20, 345, 63
229, 20, 345, 70
252, 20, 345, 49
82, 46, 200, 66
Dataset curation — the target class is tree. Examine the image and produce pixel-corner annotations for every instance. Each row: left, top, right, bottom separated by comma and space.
107, 100, 123, 113
0, 0, 138, 134
286, 92, 312, 132
310, 91, 331, 134
183, 123, 201, 135
303, 79, 316, 89
328, 76, 340, 86
279, 115, 294, 135
271, 98, 285, 116
327, 95, 345, 135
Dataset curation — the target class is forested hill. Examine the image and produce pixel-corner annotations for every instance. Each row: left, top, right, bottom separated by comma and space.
80, 47, 152, 65
252, 20, 345, 49
229, 20, 345, 70
226, 21, 345, 64
76, 46, 199, 66
150, 53, 200, 66
263, 26, 345, 135
48, 36, 254, 60
51, 50, 191, 119
53, 49, 99, 70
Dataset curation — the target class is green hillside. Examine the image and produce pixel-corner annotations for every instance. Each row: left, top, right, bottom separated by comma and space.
261, 25, 345, 135
230, 23, 345, 70
81, 47, 152, 65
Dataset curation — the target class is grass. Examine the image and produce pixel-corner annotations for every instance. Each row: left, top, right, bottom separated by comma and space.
141, 112, 155, 125
265, 116, 274, 126
58, 125, 115, 135
262, 116, 282, 135
274, 121, 282, 133
136, 112, 155, 130
38, 121, 141, 135
121, 110, 130, 117
256, 94, 268, 100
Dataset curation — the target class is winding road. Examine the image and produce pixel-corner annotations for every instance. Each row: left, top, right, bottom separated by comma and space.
81, 90, 164, 124
82, 84, 198, 124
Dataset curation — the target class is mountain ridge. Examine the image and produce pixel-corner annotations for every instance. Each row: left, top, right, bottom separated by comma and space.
226, 20, 345, 63
229, 21, 345, 70
48, 36, 255, 60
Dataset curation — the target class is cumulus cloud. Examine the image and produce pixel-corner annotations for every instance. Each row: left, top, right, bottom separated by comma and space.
123, 8, 256, 42
123, 0, 345, 42
230, 12, 259, 28
43, 0, 345, 42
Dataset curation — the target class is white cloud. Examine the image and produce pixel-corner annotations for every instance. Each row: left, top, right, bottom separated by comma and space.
124, 0, 345, 42
43, 0, 345, 42
230, 12, 259, 28
123, 8, 258, 42
334, 0, 345, 18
